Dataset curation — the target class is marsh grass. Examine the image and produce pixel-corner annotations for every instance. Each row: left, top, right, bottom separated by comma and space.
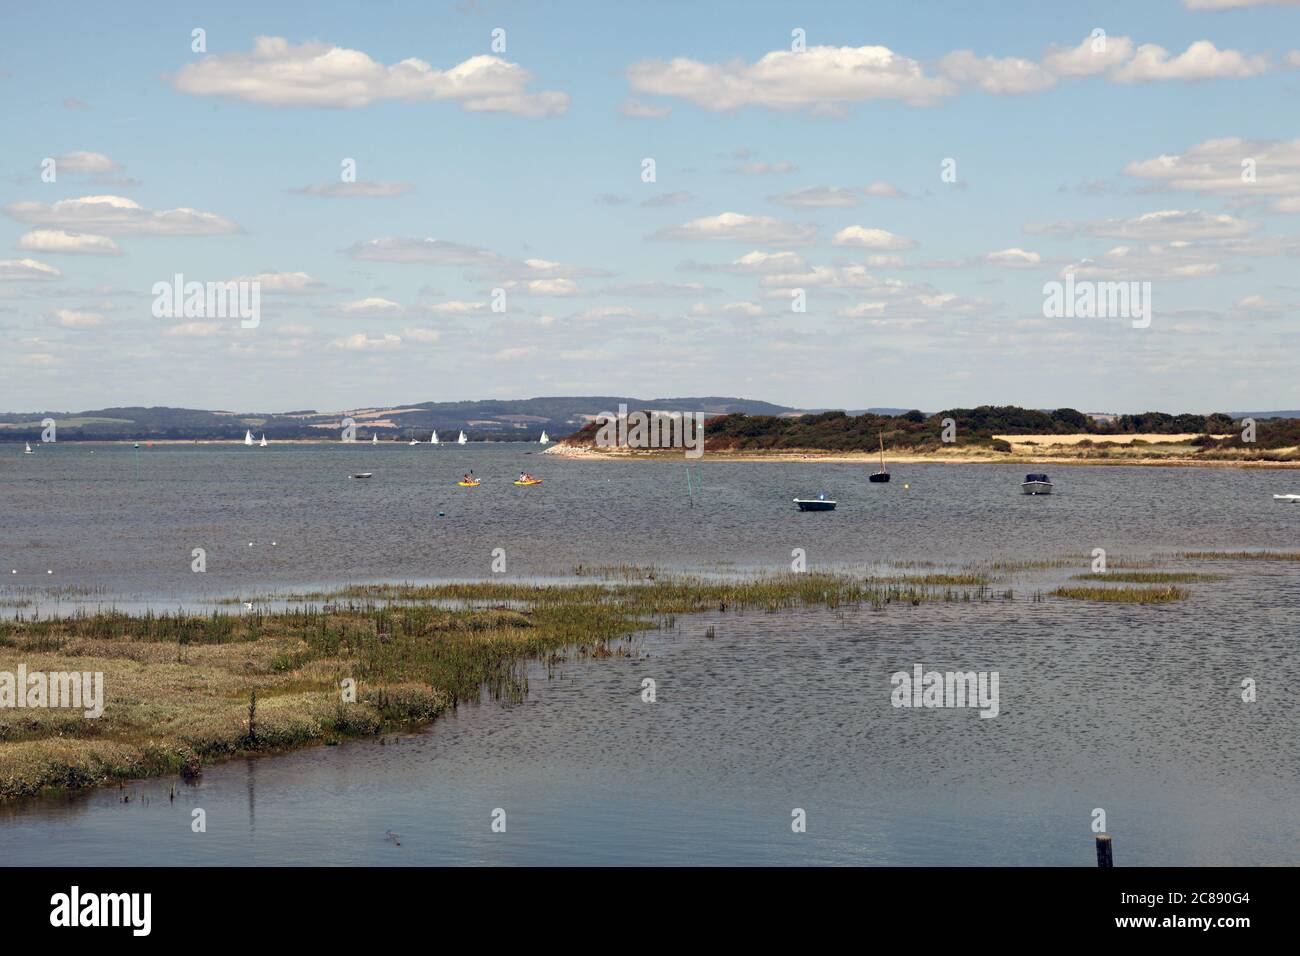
1049, 585, 1190, 603
1176, 551, 1300, 561
1068, 572, 1222, 584
0, 573, 1010, 800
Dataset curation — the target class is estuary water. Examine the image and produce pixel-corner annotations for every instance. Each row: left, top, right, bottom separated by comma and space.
1, 443, 1297, 865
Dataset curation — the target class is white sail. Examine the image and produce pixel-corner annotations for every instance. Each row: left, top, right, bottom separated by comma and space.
259, 434, 268, 447
457, 431, 467, 444
244, 430, 254, 446
372, 434, 378, 444
25, 442, 33, 454
431, 431, 439, 444
539, 430, 550, 444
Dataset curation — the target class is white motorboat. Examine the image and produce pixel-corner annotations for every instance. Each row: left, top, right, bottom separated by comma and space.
1273, 494, 1300, 503
1021, 473, 1053, 495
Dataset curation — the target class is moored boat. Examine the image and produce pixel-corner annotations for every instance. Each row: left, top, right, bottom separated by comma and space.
794, 495, 837, 511
1021, 473, 1053, 495
1273, 493, 1300, 502
869, 431, 891, 483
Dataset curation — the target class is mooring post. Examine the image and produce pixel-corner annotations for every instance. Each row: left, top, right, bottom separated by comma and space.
1095, 834, 1113, 868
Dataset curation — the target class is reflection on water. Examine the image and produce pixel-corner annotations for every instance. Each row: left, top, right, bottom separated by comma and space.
1, 445, 1297, 864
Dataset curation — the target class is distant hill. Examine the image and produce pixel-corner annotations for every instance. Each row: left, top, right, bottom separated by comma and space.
0, 397, 799, 442
1230, 411, 1300, 420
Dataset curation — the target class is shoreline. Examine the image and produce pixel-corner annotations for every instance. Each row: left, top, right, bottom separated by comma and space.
544, 444, 1300, 470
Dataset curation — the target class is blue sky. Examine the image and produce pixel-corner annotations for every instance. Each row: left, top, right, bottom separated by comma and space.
3, 0, 1299, 413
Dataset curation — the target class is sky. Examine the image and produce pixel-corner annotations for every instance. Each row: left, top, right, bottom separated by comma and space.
2, 0, 1299, 414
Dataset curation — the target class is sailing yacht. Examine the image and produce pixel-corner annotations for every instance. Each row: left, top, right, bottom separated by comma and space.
24, 441, 35, 455
244, 430, 254, 446
259, 434, 268, 447
372, 434, 378, 445
539, 430, 550, 444
457, 431, 467, 444
868, 432, 891, 483
431, 431, 439, 445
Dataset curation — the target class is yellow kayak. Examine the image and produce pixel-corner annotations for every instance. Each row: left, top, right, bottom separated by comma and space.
457, 480, 480, 487
513, 479, 543, 485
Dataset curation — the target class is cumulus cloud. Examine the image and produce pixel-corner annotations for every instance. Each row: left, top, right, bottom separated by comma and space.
49, 308, 104, 328
618, 98, 671, 118
5, 195, 239, 236
1123, 137, 1300, 208
50, 151, 121, 173
0, 258, 61, 280
641, 191, 693, 208
293, 181, 413, 198
170, 37, 568, 117
1112, 41, 1269, 82
831, 226, 917, 250
329, 332, 402, 350
628, 45, 955, 112
236, 271, 327, 293
1041, 34, 1136, 77
679, 250, 810, 274
1027, 209, 1258, 240
652, 212, 818, 245
768, 186, 864, 209
938, 51, 1057, 94
18, 229, 122, 256
340, 297, 404, 316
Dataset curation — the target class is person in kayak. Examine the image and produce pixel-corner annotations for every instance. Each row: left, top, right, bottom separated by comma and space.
519, 472, 536, 482
463, 471, 475, 483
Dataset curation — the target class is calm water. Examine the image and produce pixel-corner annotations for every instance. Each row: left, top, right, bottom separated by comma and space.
1, 443, 1297, 864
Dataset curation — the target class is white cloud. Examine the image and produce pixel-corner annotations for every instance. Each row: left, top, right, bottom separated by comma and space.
237, 271, 327, 293
1123, 137, 1300, 204
641, 191, 693, 208
628, 45, 955, 112
653, 212, 818, 245
987, 248, 1042, 267
1041, 35, 1136, 77
0, 258, 61, 280
17, 229, 122, 256
1026, 209, 1258, 240
863, 181, 904, 198
171, 37, 569, 117
938, 51, 1057, 94
329, 332, 402, 350
50, 151, 121, 173
527, 278, 583, 296
1112, 41, 1269, 82
681, 250, 809, 274
341, 297, 404, 316
618, 98, 671, 118
768, 186, 864, 208
423, 300, 486, 314
294, 181, 414, 198
163, 322, 223, 337
734, 160, 798, 175
6, 195, 239, 236
832, 226, 917, 250
49, 308, 104, 328
403, 327, 442, 343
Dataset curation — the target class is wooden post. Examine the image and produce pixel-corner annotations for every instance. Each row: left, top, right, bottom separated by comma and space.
1095, 834, 1113, 868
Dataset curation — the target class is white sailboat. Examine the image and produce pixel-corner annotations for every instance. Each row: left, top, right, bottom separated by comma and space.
539, 430, 550, 444
372, 434, 378, 445
24, 441, 34, 455
431, 431, 439, 445
244, 430, 254, 446
457, 431, 467, 445
259, 434, 268, 447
